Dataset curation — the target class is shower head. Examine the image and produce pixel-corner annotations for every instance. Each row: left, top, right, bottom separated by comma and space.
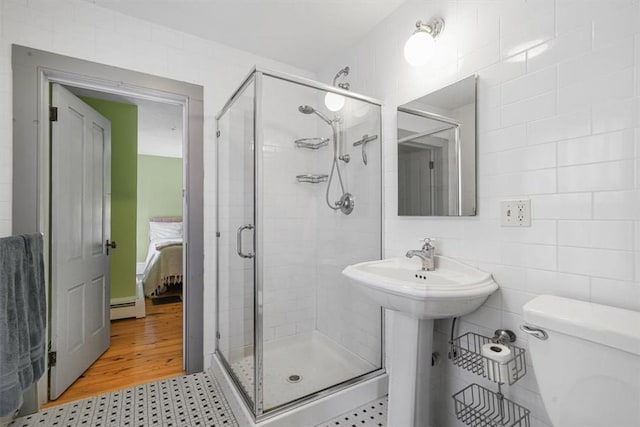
298, 105, 315, 114
298, 104, 333, 126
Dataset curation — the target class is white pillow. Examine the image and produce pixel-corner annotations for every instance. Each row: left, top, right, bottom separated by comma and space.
149, 221, 183, 241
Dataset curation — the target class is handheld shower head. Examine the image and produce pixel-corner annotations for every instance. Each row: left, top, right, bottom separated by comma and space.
298, 104, 333, 126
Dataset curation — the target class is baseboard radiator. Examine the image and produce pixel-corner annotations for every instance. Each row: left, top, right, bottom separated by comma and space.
110, 281, 146, 320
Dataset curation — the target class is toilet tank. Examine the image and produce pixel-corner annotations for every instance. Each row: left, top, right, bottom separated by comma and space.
523, 295, 640, 427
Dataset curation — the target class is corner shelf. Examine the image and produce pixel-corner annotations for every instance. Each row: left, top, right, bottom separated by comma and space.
450, 332, 527, 385
453, 383, 530, 427
294, 137, 329, 149
296, 174, 328, 184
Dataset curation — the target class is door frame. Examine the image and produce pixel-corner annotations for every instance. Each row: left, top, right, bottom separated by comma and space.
11, 45, 205, 409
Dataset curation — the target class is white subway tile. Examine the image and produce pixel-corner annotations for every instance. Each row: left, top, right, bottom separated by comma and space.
557, 129, 635, 166
501, 288, 537, 315
592, 97, 639, 134
558, 220, 635, 250
479, 124, 527, 154
483, 168, 556, 196
527, 106, 591, 145
458, 40, 500, 77
500, 243, 557, 270
477, 53, 526, 87
499, 220, 557, 245
559, 246, 635, 280
501, 91, 556, 127
526, 269, 591, 301
558, 37, 634, 88
531, 193, 592, 219
0, 201, 10, 221
558, 160, 635, 192
559, 67, 634, 113
526, 26, 592, 73
500, 10, 555, 59
481, 143, 556, 175
502, 67, 556, 105
591, 278, 640, 311
0, 220, 10, 238
592, 2, 640, 49
593, 190, 640, 220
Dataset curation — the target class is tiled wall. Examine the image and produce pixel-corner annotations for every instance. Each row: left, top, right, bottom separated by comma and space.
0, 0, 316, 368
314, 98, 384, 366
318, 1, 640, 426
261, 76, 320, 342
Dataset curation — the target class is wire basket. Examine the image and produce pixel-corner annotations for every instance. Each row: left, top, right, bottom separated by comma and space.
294, 137, 329, 149
453, 383, 530, 427
296, 174, 328, 184
450, 332, 526, 385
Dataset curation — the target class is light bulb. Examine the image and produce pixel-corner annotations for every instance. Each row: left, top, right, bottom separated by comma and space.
324, 92, 345, 112
404, 31, 434, 66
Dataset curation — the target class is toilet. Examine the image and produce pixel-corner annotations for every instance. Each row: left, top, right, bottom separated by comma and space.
523, 295, 640, 427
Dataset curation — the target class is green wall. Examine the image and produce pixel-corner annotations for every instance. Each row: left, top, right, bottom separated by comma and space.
81, 97, 138, 300
136, 155, 183, 262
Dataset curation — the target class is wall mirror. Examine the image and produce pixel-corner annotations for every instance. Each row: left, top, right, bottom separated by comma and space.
397, 75, 477, 216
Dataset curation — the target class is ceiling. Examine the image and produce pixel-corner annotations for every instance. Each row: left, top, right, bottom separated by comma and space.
83, 0, 407, 70
68, 86, 183, 158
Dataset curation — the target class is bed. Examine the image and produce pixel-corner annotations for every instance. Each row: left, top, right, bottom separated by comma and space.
142, 217, 184, 297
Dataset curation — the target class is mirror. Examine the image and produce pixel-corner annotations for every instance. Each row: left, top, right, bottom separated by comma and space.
397, 75, 476, 216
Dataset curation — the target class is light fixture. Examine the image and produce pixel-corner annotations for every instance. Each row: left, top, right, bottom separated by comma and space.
325, 66, 350, 112
404, 18, 444, 66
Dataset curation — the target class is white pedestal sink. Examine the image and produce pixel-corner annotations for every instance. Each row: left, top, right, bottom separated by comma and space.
342, 256, 498, 427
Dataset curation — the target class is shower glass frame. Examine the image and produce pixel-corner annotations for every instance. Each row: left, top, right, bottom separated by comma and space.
215, 67, 386, 421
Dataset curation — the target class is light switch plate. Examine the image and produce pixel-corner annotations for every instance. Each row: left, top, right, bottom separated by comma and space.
500, 199, 531, 227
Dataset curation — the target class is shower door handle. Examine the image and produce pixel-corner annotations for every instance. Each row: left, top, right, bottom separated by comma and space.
236, 224, 255, 259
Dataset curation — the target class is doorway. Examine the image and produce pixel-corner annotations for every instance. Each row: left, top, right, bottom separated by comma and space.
11, 45, 204, 411
45, 85, 187, 405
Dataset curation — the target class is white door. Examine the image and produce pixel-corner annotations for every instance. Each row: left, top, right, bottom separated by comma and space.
50, 84, 112, 400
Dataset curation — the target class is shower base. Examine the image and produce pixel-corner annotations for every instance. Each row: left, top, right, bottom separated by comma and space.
230, 331, 378, 410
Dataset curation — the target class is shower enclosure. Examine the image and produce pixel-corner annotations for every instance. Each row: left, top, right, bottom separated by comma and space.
215, 68, 384, 420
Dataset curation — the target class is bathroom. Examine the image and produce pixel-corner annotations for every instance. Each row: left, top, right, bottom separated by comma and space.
0, 0, 639, 426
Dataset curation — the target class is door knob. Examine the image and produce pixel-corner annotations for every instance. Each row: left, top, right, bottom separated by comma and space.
105, 240, 117, 255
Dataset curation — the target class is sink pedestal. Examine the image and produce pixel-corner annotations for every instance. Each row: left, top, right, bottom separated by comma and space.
387, 311, 434, 427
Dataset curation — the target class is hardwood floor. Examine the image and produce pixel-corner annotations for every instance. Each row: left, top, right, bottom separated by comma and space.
44, 295, 184, 407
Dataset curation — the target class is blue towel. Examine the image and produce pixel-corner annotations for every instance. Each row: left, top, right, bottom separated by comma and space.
0, 234, 46, 418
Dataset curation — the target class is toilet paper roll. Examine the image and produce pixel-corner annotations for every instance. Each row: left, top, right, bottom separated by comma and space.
481, 343, 512, 383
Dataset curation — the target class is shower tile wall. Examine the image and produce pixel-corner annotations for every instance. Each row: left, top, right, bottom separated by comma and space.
318, 1, 640, 426
0, 0, 317, 368
315, 100, 383, 366
262, 78, 320, 342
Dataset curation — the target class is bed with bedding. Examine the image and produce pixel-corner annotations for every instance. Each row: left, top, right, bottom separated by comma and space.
142, 217, 184, 297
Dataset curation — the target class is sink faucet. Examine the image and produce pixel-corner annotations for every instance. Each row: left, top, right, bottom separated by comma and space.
406, 238, 436, 271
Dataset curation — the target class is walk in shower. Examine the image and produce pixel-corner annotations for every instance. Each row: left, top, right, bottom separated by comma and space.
215, 68, 384, 420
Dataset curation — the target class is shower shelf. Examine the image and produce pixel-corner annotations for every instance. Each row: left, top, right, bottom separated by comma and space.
294, 137, 329, 149
453, 383, 531, 427
450, 332, 527, 385
296, 174, 328, 184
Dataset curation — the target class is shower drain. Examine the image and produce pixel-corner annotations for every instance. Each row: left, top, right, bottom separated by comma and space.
287, 374, 302, 383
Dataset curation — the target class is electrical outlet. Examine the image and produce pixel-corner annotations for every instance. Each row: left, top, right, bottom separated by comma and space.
500, 199, 531, 227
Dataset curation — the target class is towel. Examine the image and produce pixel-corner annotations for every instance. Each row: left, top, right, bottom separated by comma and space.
0, 234, 46, 418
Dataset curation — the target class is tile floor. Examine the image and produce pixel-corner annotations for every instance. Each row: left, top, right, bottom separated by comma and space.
315, 397, 388, 427
9, 372, 388, 427
9, 373, 236, 427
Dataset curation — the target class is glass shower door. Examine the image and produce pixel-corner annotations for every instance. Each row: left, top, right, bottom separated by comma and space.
216, 79, 257, 409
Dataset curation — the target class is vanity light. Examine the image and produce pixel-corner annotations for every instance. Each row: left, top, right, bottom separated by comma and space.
404, 18, 444, 66
324, 66, 350, 112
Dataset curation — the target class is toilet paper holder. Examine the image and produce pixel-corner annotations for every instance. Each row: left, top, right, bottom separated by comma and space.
449, 330, 527, 386
450, 329, 531, 427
